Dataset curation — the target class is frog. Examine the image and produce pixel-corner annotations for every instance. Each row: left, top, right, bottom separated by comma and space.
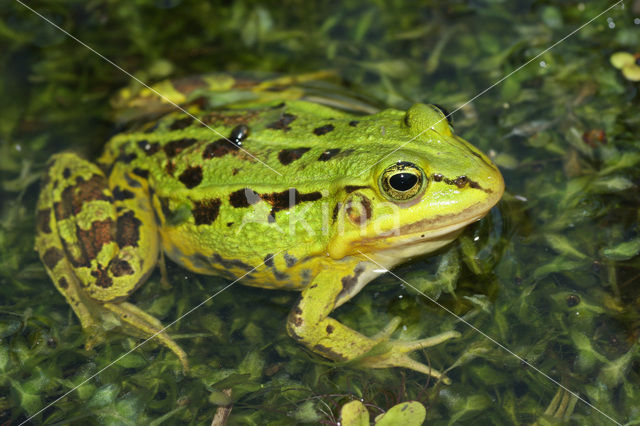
35, 73, 504, 381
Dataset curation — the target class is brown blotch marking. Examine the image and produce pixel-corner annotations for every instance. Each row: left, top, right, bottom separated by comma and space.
232, 168, 239, 175
202, 138, 239, 159
229, 188, 261, 208
111, 259, 134, 277
346, 195, 372, 225
211, 253, 252, 271
283, 252, 297, 267
318, 148, 341, 161
164, 138, 198, 157
112, 186, 135, 201
432, 173, 443, 182
137, 140, 160, 156
261, 189, 322, 218
264, 253, 275, 268
58, 277, 69, 289
313, 344, 347, 361
348, 120, 359, 127
278, 147, 310, 165
266, 113, 297, 131
42, 247, 64, 269
326, 325, 334, 334
313, 124, 335, 136
91, 267, 113, 288
132, 167, 150, 179
226, 222, 234, 227
338, 264, 364, 300
169, 117, 194, 130
76, 218, 114, 264
37, 208, 52, 234
59, 175, 111, 219
287, 302, 304, 340
178, 166, 203, 189
117, 151, 137, 164
192, 198, 221, 225
344, 185, 368, 193
116, 211, 141, 248
63, 167, 71, 179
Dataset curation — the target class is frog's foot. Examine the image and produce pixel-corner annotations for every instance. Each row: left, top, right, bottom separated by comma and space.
103, 302, 189, 373
357, 317, 460, 383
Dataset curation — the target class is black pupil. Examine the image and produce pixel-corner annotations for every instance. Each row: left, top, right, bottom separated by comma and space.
389, 173, 418, 191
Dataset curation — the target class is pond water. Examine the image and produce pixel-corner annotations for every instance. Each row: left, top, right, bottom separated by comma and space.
0, 1, 638, 424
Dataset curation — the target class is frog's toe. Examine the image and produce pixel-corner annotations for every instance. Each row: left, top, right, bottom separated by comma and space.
360, 329, 460, 383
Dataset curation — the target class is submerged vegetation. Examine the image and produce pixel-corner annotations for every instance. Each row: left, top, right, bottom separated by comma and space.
1, 0, 639, 424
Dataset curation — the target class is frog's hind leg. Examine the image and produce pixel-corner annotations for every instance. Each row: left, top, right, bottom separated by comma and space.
35, 153, 187, 370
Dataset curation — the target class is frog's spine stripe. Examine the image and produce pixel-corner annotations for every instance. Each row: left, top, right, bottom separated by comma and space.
278, 147, 310, 165
178, 166, 203, 188
266, 113, 296, 131
313, 124, 334, 136
192, 198, 221, 225
318, 148, 340, 161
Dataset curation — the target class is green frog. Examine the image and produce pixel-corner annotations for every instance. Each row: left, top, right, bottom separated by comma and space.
35, 73, 504, 381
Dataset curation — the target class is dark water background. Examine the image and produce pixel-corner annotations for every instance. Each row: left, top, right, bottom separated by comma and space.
1, 1, 639, 424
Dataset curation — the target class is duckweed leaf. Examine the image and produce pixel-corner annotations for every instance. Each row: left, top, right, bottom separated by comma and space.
375, 401, 426, 426
340, 400, 369, 426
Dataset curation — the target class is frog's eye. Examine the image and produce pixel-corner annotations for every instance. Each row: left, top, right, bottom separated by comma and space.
432, 104, 453, 125
379, 161, 426, 202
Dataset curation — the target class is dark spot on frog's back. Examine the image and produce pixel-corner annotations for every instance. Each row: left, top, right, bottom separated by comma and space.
266, 113, 297, 131
63, 167, 71, 179
137, 140, 160, 156
164, 138, 198, 157
178, 166, 203, 189
117, 151, 137, 164
169, 117, 194, 130
261, 189, 322, 216
278, 147, 310, 165
313, 124, 334, 136
132, 168, 149, 179
202, 139, 239, 159
349, 120, 359, 127
36, 208, 52, 234
116, 211, 141, 248
192, 198, 221, 225
112, 186, 135, 201
42, 247, 63, 269
229, 188, 261, 208
60, 175, 111, 218
318, 148, 340, 161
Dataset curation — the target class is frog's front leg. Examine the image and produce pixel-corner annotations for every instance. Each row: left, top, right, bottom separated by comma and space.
35, 153, 188, 370
286, 261, 460, 382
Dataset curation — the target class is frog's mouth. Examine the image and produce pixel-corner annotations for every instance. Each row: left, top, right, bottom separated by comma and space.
340, 202, 496, 266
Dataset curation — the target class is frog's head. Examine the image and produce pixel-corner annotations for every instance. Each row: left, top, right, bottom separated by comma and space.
327, 103, 504, 265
